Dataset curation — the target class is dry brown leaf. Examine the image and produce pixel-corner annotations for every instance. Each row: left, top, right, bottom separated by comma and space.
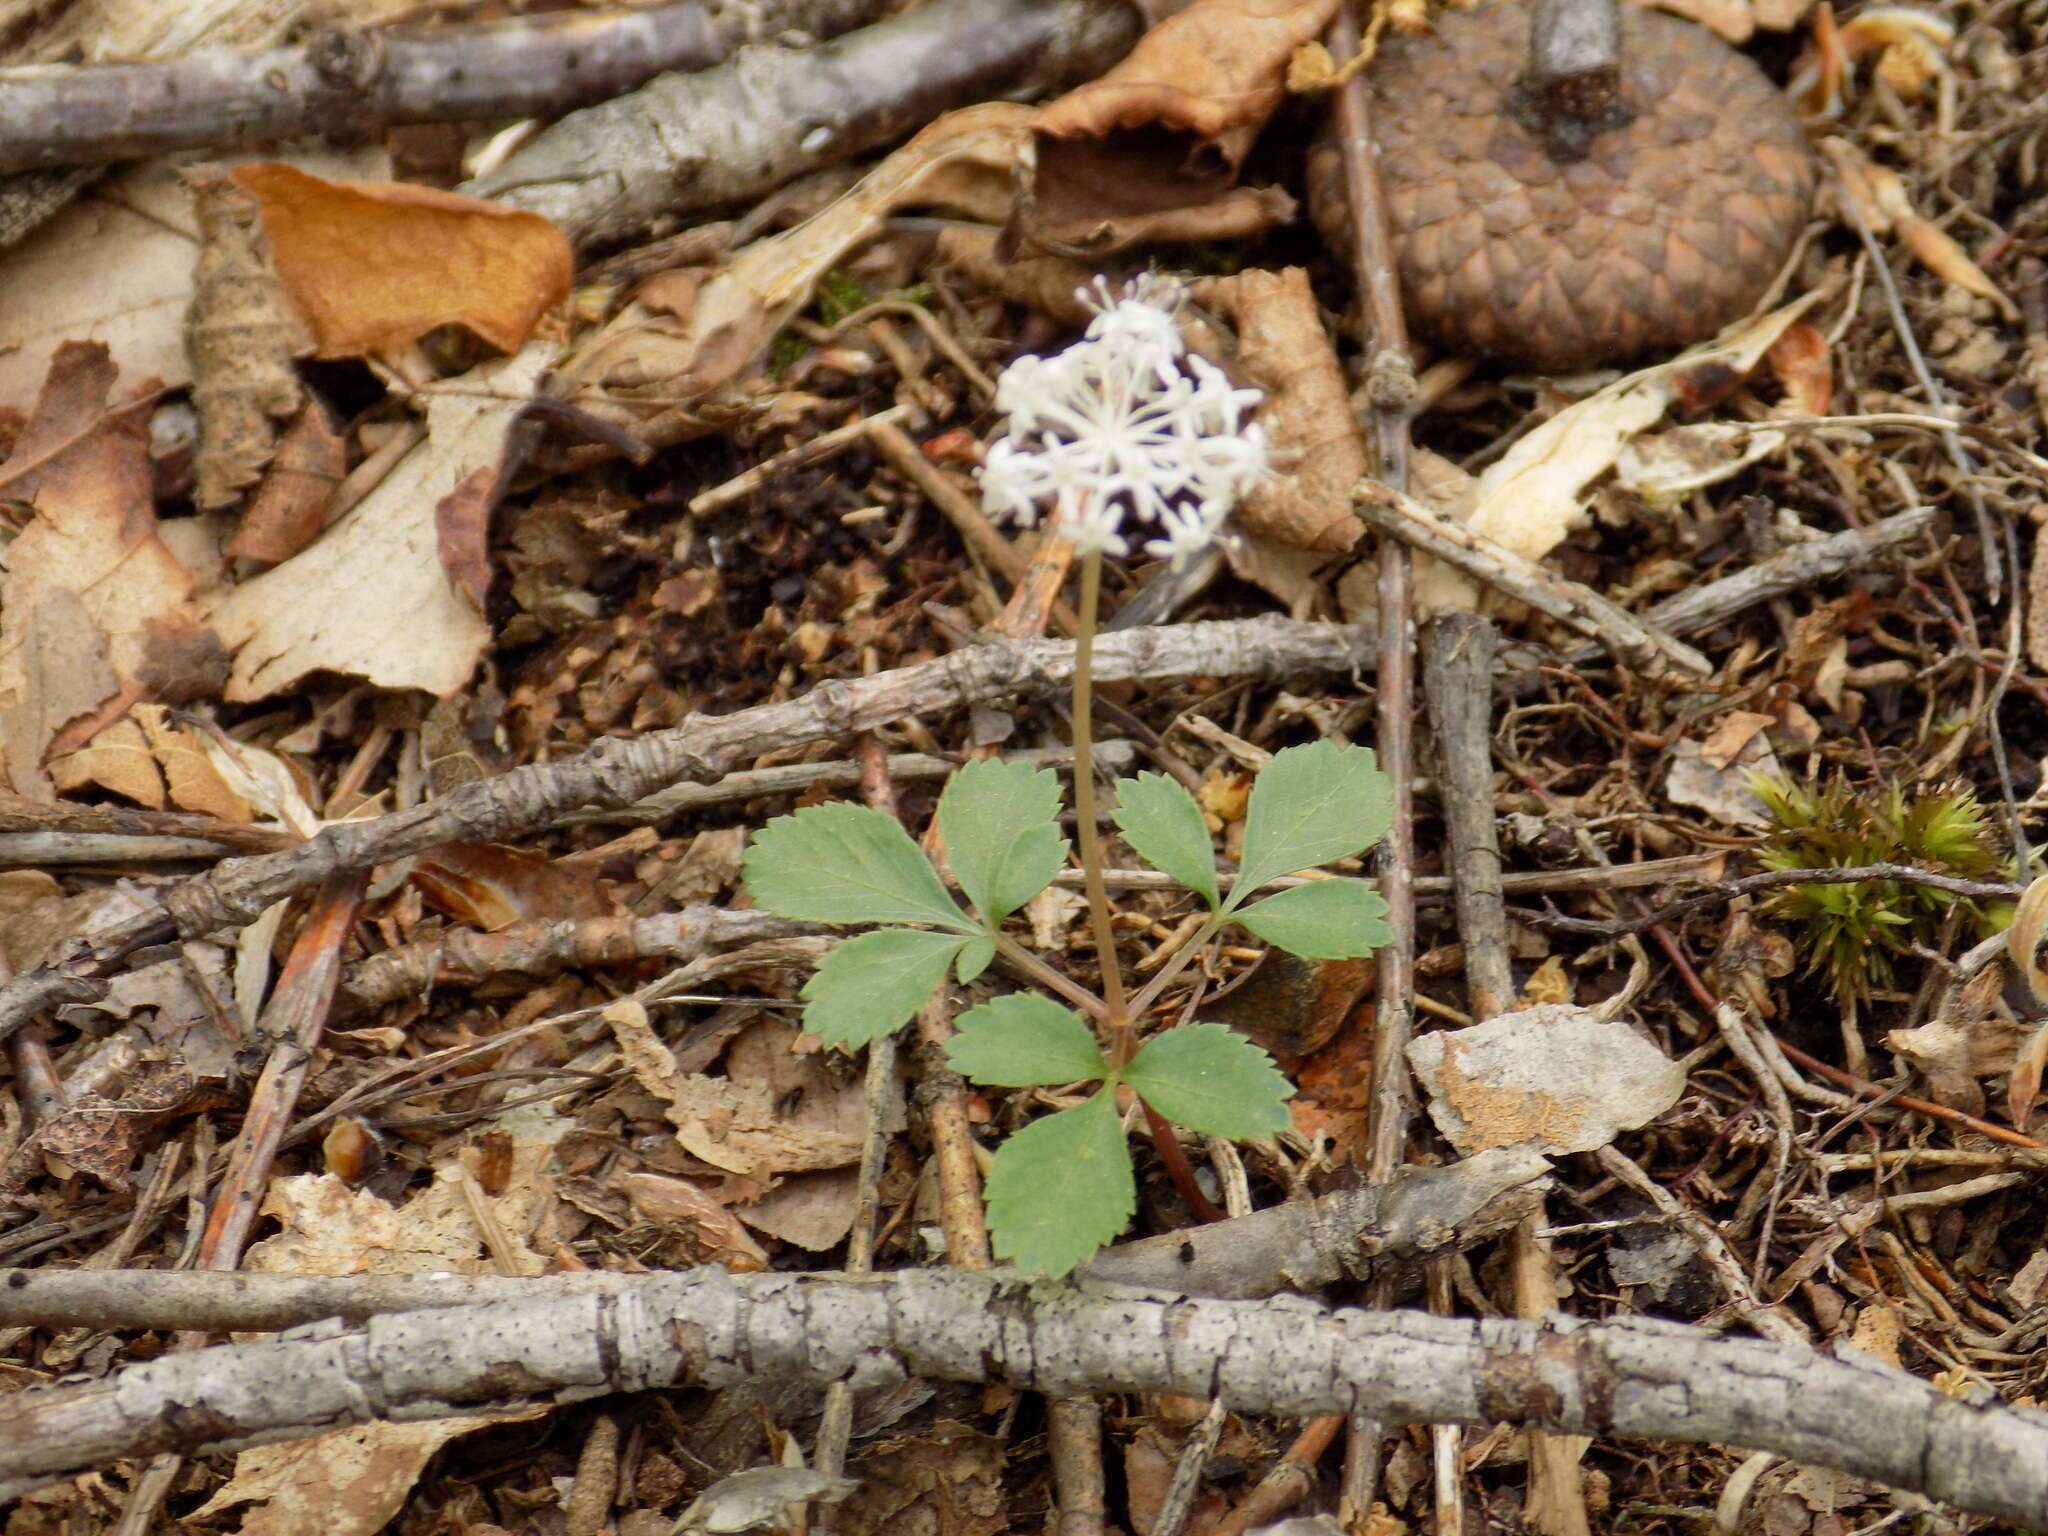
412, 843, 619, 932
1200, 266, 1363, 553
1768, 320, 1835, 415
1036, 0, 1340, 149
2007, 874, 2048, 1007
622, 1171, 771, 1270
934, 225, 1095, 322
2011, 1023, 2048, 1133
604, 1000, 864, 1177
230, 399, 345, 563
0, 342, 209, 799
186, 164, 307, 509
230, 161, 573, 358
209, 343, 551, 701
52, 702, 251, 819
433, 463, 496, 613
1698, 709, 1778, 769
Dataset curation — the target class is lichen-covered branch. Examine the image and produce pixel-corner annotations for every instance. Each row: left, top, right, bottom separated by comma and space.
4, 1269, 2045, 1524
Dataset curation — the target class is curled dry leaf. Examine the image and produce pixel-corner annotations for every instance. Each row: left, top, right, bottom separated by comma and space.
1024, 0, 1319, 253
1036, 0, 1339, 152
1199, 266, 1363, 554
229, 161, 573, 359
186, 165, 307, 510
411, 843, 620, 932
229, 400, 345, 564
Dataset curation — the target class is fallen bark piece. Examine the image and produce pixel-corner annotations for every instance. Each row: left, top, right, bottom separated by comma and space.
3, 1268, 2046, 1527
1078, 1145, 1550, 1298
1406, 1005, 1687, 1155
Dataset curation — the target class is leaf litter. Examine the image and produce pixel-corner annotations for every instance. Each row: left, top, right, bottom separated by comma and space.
0, 0, 2046, 1531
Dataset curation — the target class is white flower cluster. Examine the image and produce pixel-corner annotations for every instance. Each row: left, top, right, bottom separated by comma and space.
978, 275, 1268, 563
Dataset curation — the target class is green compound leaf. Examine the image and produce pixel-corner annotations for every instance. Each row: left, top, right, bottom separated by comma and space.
1233, 878, 1393, 959
945, 993, 1107, 1087
938, 757, 1069, 925
1111, 771, 1219, 909
743, 802, 970, 930
1123, 1023, 1293, 1140
1232, 741, 1395, 902
800, 928, 967, 1048
983, 1088, 1134, 1278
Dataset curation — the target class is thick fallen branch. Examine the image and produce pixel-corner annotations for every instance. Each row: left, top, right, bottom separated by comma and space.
4, 1268, 2046, 1523
0, 617, 1372, 1045
0, 0, 882, 175
468, 0, 1140, 247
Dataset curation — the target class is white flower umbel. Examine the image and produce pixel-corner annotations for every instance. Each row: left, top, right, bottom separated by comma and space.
978, 275, 1268, 563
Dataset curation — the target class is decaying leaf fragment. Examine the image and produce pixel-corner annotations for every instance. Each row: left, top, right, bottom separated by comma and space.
0, 342, 214, 799
230, 161, 573, 358
1821, 139, 2016, 320
1418, 294, 1822, 611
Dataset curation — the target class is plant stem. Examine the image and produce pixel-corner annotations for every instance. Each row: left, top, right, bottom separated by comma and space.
993, 933, 1109, 1022
1071, 549, 1132, 1058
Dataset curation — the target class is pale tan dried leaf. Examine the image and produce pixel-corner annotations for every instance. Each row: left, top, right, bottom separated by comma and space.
1898, 216, 2020, 321
1420, 295, 1821, 611
193, 1418, 533, 1536
49, 715, 162, 808
231, 162, 572, 357
1697, 710, 1777, 770
209, 343, 552, 701
186, 164, 306, 509
1199, 265, 1363, 554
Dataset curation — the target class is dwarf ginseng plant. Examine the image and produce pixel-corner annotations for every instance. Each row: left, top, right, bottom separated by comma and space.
744, 273, 1395, 1276
742, 742, 1394, 1276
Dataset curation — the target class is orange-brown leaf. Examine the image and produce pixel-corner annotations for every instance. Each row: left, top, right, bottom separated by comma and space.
230, 163, 572, 358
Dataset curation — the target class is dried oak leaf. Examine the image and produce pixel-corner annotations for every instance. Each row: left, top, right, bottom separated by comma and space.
0, 342, 209, 799
186, 164, 308, 510
230, 161, 573, 358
